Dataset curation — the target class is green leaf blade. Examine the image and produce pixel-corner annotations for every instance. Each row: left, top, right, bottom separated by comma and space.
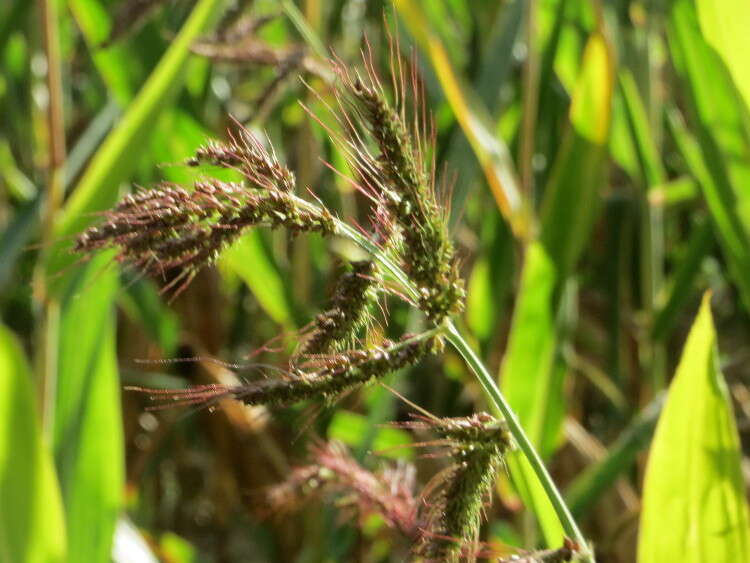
638, 293, 750, 562
0, 325, 67, 563
53, 255, 124, 563
540, 31, 614, 281
667, 0, 750, 312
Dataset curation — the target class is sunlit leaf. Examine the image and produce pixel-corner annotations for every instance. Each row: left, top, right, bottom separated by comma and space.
668, 0, 750, 312
500, 242, 558, 454
540, 31, 614, 280
0, 324, 67, 563
638, 293, 750, 562
499, 241, 564, 546
696, 0, 750, 112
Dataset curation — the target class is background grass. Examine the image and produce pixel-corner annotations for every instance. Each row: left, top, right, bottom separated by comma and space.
2, 0, 750, 561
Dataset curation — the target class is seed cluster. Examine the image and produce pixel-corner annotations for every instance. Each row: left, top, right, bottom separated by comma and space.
134, 333, 437, 412
301, 260, 377, 356
332, 63, 465, 323
75, 138, 334, 294
265, 415, 516, 561
235, 333, 435, 406
81, 45, 548, 560
187, 129, 296, 193
414, 413, 510, 559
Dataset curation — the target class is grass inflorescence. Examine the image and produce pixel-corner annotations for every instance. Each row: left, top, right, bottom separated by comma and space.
75, 42, 580, 562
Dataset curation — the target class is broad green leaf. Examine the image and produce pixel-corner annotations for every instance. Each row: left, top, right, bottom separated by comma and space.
501, 32, 614, 459
393, 0, 528, 239
667, 0, 750, 311
540, 32, 614, 281
696, 0, 750, 112
0, 324, 67, 563
45, 0, 222, 295
221, 232, 294, 327
638, 293, 750, 562
53, 255, 123, 562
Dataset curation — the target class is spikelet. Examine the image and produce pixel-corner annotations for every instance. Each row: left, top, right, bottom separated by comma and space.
300, 260, 378, 356
74, 133, 334, 296
321, 44, 465, 323
406, 413, 511, 560
131, 332, 436, 410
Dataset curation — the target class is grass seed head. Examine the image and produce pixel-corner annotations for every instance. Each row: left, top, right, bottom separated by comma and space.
301, 260, 378, 356
415, 413, 510, 560
329, 52, 465, 323
74, 132, 334, 295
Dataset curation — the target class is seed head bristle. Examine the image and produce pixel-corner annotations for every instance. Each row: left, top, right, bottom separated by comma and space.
188, 127, 297, 193
132, 332, 436, 411
233, 333, 435, 406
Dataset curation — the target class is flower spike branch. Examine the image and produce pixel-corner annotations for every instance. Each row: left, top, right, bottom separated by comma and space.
75, 41, 592, 562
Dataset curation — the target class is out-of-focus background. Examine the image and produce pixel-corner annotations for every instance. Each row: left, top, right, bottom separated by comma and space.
2, 0, 750, 561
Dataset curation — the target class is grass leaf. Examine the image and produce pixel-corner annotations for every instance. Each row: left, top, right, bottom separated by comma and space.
53, 255, 123, 562
667, 0, 750, 312
0, 324, 67, 563
540, 31, 614, 281
499, 241, 563, 546
500, 242, 559, 454
393, 0, 528, 238
638, 293, 750, 561
696, 0, 750, 112
221, 232, 294, 327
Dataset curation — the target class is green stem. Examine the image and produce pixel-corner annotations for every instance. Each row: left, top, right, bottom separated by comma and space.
37, 0, 66, 437
291, 194, 593, 560
443, 322, 592, 561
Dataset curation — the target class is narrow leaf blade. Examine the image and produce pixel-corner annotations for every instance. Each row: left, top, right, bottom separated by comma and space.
53, 256, 124, 562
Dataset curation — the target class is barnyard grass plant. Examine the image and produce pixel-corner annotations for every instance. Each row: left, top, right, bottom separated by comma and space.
75, 43, 590, 562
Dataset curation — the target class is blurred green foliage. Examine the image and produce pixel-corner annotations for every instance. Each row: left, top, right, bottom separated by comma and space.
2, 0, 750, 561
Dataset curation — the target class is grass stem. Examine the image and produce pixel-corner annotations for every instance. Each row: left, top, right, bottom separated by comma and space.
37, 0, 66, 436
